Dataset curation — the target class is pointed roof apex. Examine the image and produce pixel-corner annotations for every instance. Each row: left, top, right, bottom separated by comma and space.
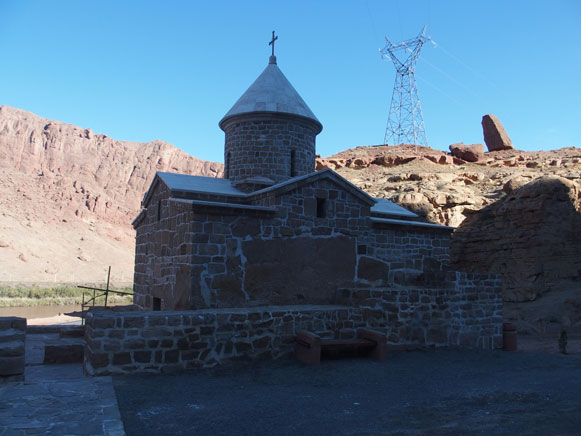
219, 35, 322, 133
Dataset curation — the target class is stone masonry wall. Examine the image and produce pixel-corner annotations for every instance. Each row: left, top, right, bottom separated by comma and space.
134, 181, 195, 310
223, 115, 318, 184
134, 175, 457, 311
84, 306, 358, 375
0, 317, 26, 381
339, 272, 503, 350
85, 273, 502, 375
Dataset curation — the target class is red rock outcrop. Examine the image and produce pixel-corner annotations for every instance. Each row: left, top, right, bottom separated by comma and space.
449, 143, 484, 162
451, 176, 581, 302
482, 114, 514, 151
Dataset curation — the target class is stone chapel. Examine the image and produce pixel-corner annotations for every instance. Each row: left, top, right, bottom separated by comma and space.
129, 41, 502, 349
82, 40, 505, 375
132, 46, 451, 309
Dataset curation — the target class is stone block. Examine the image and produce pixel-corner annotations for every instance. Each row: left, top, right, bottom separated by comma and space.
124, 339, 146, 350
164, 349, 179, 363
134, 351, 152, 363
230, 314, 248, 323
92, 317, 116, 329
168, 315, 183, 326
85, 348, 110, 369
113, 352, 132, 365
235, 342, 252, 353
176, 338, 189, 350
200, 326, 214, 335
252, 336, 271, 349
0, 355, 25, 376
0, 330, 25, 344
0, 341, 24, 358
148, 315, 168, 327
231, 218, 261, 237
160, 339, 174, 348
123, 317, 146, 328
108, 329, 125, 339
181, 350, 200, 361
104, 342, 122, 352
0, 317, 26, 331
143, 327, 173, 338
44, 343, 84, 364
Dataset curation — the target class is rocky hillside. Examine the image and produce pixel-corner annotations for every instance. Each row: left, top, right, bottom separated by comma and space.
0, 105, 223, 285
317, 144, 581, 227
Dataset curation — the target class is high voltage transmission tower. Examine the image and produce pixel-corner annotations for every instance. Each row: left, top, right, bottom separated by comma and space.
380, 26, 428, 147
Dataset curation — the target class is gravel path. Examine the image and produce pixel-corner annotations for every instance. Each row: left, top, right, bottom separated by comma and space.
113, 349, 581, 436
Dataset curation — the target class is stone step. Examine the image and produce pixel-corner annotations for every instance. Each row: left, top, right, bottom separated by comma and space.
59, 326, 85, 338
43, 338, 84, 365
1, 317, 26, 379
27, 325, 85, 338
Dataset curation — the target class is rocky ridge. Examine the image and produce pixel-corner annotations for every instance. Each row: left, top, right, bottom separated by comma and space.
317, 144, 581, 227
0, 105, 223, 285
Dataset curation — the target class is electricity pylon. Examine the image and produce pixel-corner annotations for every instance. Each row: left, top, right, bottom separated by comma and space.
380, 26, 428, 147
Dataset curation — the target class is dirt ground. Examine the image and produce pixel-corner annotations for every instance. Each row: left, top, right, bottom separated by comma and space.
113, 348, 581, 436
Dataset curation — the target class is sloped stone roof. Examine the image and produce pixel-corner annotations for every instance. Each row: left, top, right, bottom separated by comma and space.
219, 58, 322, 133
140, 169, 428, 223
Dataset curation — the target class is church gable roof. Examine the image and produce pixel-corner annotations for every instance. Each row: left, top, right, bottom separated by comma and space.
139, 169, 421, 222
219, 60, 322, 133
371, 198, 418, 219
141, 172, 245, 207
157, 172, 245, 197
249, 168, 376, 206
249, 169, 419, 219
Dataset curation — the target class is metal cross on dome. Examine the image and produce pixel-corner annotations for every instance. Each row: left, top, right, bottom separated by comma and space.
269, 31, 278, 56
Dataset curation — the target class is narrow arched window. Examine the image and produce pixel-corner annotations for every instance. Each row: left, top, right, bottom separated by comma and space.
316, 198, 326, 218
290, 150, 296, 177
226, 152, 231, 179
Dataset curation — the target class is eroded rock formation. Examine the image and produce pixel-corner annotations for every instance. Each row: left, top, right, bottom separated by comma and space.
482, 114, 514, 151
451, 176, 581, 302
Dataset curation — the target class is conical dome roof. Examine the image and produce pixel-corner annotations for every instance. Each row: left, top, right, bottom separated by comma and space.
219, 57, 322, 133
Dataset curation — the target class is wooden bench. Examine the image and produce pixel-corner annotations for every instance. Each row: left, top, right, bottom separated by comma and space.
296, 328, 387, 366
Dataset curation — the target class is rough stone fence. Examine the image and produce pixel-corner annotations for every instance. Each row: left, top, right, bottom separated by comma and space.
339, 271, 503, 350
0, 317, 26, 382
84, 272, 502, 375
84, 306, 359, 375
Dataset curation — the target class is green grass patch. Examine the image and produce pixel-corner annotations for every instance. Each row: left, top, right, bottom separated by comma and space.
0, 286, 133, 307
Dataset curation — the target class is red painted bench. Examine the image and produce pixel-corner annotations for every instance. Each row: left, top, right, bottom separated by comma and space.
296, 328, 387, 366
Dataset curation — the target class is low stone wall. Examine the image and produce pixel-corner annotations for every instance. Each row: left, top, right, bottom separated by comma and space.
0, 317, 26, 382
339, 272, 503, 350
85, 274, 503, 375
84, 306, 361, 375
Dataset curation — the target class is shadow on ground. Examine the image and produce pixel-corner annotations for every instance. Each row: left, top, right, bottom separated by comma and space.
113, 349, 581, 436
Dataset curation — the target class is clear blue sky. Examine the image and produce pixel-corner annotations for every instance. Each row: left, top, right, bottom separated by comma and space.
1, 0, 580, 163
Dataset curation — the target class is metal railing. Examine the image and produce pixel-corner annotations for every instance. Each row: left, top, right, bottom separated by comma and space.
77, 266, 133, 325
